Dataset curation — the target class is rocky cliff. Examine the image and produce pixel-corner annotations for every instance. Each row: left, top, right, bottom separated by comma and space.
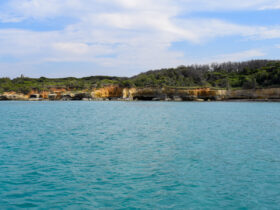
226, 88, 280, 100
121, 87, 215, 101
93, 86, 123, 99
0, 92, 29, 100
121, 87, 280, 101
1, 86, 280, 101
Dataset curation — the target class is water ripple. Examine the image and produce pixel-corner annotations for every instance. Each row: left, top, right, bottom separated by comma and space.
0, 101, 280, 209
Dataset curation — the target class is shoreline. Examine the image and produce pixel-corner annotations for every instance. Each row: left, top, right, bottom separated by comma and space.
1, 87, 280, 102
1, 98, 280, 102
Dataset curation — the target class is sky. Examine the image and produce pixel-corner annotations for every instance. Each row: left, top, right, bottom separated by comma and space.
0, 0, 280, 78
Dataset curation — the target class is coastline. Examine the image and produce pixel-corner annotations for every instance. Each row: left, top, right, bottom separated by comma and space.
1, 86, 280, 102
1, 98, 280, 102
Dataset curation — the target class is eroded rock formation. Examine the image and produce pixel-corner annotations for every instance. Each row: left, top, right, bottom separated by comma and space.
0, 92, 29, 100
1, 86, 280, 101
92, 86, 123, 99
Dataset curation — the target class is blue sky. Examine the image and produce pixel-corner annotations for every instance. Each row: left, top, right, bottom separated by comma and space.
0, 0, 280, 78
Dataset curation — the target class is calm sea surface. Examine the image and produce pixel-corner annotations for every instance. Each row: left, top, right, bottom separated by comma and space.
0, 101, 280, 209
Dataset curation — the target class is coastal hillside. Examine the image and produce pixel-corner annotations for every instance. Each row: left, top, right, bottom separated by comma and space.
0, 60, 280, 94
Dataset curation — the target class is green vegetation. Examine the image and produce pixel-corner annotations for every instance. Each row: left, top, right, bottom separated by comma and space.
1, 60, 280, 94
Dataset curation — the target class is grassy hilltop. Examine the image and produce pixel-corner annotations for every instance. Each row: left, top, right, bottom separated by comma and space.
1, 60, 280, 94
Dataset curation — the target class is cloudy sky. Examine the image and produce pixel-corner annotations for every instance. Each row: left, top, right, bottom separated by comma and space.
0, 0, 280, 78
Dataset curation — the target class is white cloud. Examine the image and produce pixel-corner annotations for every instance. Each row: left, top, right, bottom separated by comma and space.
176, 19, 280, 42
1, 0, 280, 23
176, 0, 280, 12
3, 0, 280, 21
53, 42, 90, 55
0, 29, 57, 56
259, 1, 280, 10
0, 14, 24, 23
0, 0, 280, 77
5, 0, 85, 20
214, 49, 265, 62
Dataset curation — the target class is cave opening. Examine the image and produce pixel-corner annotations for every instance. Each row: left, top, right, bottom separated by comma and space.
133, 96, 155, 101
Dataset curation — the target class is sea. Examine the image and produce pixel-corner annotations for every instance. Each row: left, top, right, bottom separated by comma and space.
0, 101, 280, 209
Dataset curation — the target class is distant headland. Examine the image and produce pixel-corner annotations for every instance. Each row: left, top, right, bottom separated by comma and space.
1, 60, 280, 101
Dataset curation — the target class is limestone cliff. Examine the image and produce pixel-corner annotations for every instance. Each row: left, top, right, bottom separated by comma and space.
120, 87, 280, 101
29, 88, 67, 99
0, 92, 29, 100
92, 86, 123, 99
122, 87, 224, 101
226, 88, 280, 100
1, 86, 280, 101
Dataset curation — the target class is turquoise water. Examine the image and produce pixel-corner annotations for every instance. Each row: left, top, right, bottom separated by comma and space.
0, 101, 280, 209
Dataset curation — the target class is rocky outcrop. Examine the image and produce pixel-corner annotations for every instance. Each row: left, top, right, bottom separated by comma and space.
0, 92, 29, 100
72, 92, 92, 100
120, 87, 280, 101
123, 88, 163, 100
122, 87, 224, 101
29, 88, 67, 100
226, 88, 280, 100
1, 86, 280, 101
60, 92, 92, 100
92, 86, 123, 99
